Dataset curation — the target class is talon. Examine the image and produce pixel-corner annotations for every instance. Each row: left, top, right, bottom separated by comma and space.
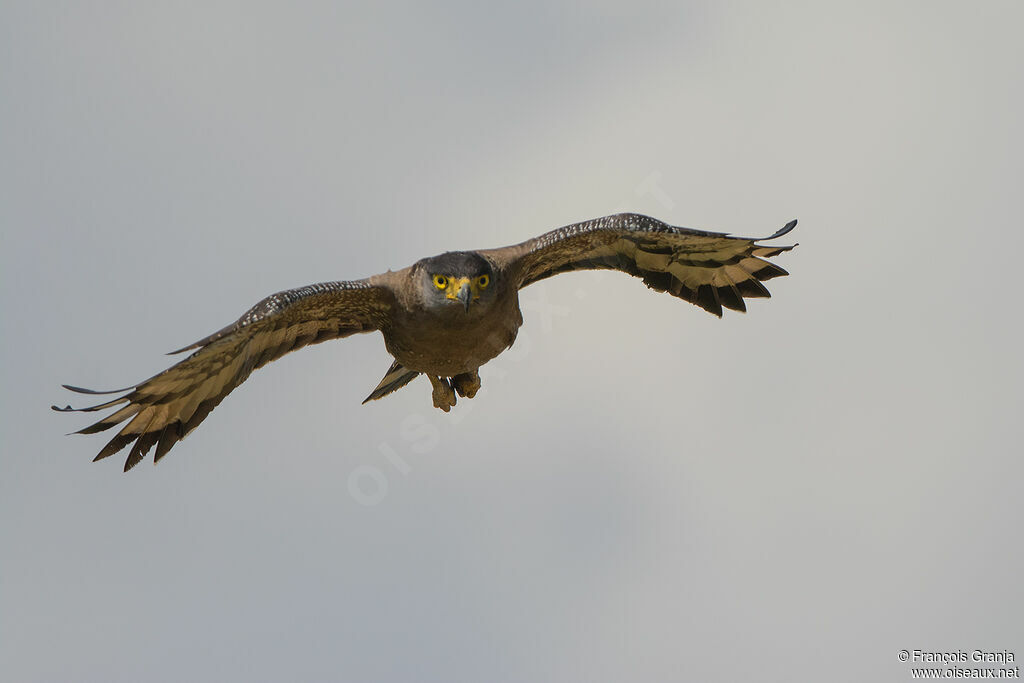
429, 376, 457, 411
451, 370, 481, 399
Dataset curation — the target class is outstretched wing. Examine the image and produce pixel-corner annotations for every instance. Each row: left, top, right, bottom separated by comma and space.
54, 278, 396, 471
482, 213, 797, 317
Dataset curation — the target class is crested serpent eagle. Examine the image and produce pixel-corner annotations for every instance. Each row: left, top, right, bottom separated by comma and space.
54, 213, 798, 471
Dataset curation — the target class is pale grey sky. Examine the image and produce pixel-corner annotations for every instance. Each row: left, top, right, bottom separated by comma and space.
2, 2, 1022, 682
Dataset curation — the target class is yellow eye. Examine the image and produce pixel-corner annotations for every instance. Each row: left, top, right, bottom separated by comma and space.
433, 275, 448, 290
477, 275, 490, 289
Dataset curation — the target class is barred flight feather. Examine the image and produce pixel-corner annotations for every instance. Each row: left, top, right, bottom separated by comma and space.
54, 280, 394, 470
482, 214, 796, 318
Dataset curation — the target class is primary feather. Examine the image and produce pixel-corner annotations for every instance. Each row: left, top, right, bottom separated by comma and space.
55, 213, 797, 470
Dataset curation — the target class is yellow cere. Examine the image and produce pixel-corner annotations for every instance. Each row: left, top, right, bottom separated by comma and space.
435, 274, 489, 300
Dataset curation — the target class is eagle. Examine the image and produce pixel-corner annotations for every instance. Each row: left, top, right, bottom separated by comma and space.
54, 213, 798, 471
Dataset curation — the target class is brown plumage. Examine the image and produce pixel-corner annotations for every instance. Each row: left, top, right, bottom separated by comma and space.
54, 213, 798, 470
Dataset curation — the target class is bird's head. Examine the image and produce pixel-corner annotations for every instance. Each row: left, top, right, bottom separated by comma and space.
415, 251, 496, 314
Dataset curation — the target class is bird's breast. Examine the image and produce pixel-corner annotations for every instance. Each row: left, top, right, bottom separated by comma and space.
382, 298, 522, 377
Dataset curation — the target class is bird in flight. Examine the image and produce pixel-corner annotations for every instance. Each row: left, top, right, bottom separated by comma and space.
54, 213, 797, 471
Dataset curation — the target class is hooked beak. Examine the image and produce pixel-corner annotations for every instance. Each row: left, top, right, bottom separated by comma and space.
455, 281, 472, 312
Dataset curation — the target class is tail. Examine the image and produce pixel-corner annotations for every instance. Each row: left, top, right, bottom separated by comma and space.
362, 360, 421, 404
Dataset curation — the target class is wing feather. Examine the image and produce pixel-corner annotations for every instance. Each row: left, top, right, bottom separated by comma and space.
482, 213, 796, 317
55, 278, 396, 470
